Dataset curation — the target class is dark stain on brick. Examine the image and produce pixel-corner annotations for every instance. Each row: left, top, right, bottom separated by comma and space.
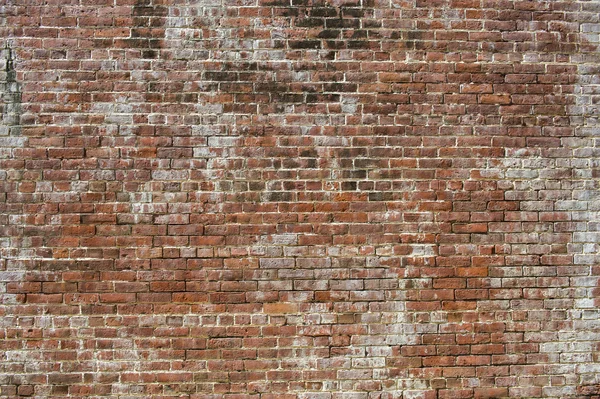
351, 29, 368, 39
1, 44, 21, 135
295, 18, 324, 28
318, 29, 341, 39
306, 93, 340, 102
324, 40, 346, 50
324, 83, 357, 92
272, 93, 304, 103
294, 5, 365, 33
261, 0, 290, 6
130, 0, 167, 58
326, 18, 360, 29
311, 7, 338, 17
341, 181, 357, 191
289, 40, 322, 49
204, 71, 239, 81
255, 82, 290, 93
338, 170, 367, 179
347, 40, 370, 49
405, 30, 428, 41
300, 149, 318, 157
280, 7, 300, 17
340, 7, 365, 18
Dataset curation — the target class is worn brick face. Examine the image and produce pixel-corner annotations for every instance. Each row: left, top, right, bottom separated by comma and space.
1, 0, 600, 398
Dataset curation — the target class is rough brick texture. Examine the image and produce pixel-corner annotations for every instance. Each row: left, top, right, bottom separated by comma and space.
1, 0, 600, 398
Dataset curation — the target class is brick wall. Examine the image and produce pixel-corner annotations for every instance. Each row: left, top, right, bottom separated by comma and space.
1, 0, 600, 397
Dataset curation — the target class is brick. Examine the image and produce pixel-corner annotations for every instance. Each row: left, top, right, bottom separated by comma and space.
474, 387, 509, 398
99, 293, 136, 303
263, 303, 298, 314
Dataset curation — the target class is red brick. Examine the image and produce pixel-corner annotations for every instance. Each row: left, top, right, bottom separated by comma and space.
474, 387, 509, 398
99, 293, 135, 303
263, 303, 298, 314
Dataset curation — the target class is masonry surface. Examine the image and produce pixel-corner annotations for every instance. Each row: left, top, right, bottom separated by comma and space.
1, 0, 600, 398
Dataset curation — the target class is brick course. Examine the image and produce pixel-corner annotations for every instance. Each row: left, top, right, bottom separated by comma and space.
1, 0, 600, 397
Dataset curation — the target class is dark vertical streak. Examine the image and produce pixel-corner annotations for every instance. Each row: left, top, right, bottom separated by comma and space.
132, 0, 167, 59
1, 43, 21, 135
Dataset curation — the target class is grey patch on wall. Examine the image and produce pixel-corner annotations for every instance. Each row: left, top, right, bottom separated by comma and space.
0, 43, 21, 136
